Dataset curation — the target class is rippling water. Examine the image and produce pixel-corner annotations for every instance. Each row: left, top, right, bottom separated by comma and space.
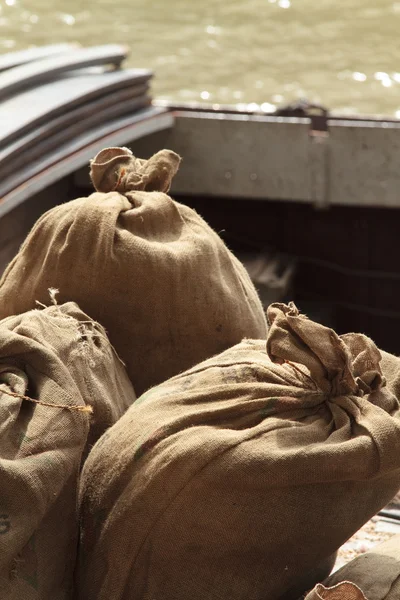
2, 0, 400, 116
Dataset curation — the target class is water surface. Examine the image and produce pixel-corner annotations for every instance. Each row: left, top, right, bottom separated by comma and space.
2, 0, 400, 115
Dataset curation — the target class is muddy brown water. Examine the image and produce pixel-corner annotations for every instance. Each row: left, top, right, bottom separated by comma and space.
2, 0, 400, 116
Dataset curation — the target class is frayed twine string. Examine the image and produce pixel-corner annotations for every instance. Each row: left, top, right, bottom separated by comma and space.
35, 287, 59, 309
36, 288, 127, 369
113, 167, 126, 191
1, 387, 93, 415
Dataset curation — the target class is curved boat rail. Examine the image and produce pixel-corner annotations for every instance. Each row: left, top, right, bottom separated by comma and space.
0, 44, 172, 216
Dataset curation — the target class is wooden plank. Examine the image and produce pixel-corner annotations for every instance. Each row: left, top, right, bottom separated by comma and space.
0, 44, 78, 73
0, 44, 129, 101
328, 119, 400, 208
0, 85, 150, 179
0, 68, 151, 147
0, 108, 174, 216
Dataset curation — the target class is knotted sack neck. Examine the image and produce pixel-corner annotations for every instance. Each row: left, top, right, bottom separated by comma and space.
89, 146, 181, 196
266, 302, 385, 398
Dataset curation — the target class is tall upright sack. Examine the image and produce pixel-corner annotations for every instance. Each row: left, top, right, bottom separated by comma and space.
76, 303, 400, 600
0, 147, 267, 395
0, 301, 136, 600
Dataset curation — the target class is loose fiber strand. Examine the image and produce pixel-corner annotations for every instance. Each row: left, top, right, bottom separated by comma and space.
1, 388, 93, 414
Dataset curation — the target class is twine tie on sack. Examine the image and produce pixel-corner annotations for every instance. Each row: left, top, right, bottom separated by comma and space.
266, 302, 385, 400
1, 387, 93, 414
89, 146, 181, 195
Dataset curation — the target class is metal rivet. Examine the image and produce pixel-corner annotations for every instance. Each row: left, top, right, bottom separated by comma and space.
225, 171, 232, 180
250, 173, 258, 181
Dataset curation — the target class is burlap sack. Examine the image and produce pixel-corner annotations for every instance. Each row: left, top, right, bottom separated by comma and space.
0, 301, 135, 600
380, 350, 400, 403
76, 302, 400, 600
305, 582, 368, 600
320, 535, 400, 600
0, 147, 267, 396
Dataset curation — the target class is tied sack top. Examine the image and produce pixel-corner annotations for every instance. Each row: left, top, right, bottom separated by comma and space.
266, 301, 384, 399
90, 145, 180, 194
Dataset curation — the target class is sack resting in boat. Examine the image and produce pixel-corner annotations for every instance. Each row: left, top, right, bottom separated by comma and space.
0, 147, 267, 395
76, 302, 400, 600
318, 534, 400, 600
0, 301, 135, 600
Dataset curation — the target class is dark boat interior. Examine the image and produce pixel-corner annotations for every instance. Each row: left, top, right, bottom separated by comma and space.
3, 175, 397, 355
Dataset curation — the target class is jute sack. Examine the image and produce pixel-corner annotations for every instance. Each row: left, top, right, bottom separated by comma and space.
0, 301, 135, 600
76, 302, 400, 600
318, 535, 400, 600
0, 147, 267, 396
380, 350, 400, 404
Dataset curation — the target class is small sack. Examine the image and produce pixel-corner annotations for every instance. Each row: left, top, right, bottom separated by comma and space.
0, 147, 267, 395
76, 303, 400, 600
0, 301, 135, 600
321, 535, 400, 600
305, 582, 368, 600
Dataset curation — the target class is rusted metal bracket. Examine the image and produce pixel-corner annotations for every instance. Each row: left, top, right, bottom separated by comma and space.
275, 98, 329, 132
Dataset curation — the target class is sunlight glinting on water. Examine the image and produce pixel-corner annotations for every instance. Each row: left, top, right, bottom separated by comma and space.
2, 0, 400, 115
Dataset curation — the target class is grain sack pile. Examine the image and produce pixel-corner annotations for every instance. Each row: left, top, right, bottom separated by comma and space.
0, 147, 267, 396
0, 301, 136, 600
76, 302, 400, 600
